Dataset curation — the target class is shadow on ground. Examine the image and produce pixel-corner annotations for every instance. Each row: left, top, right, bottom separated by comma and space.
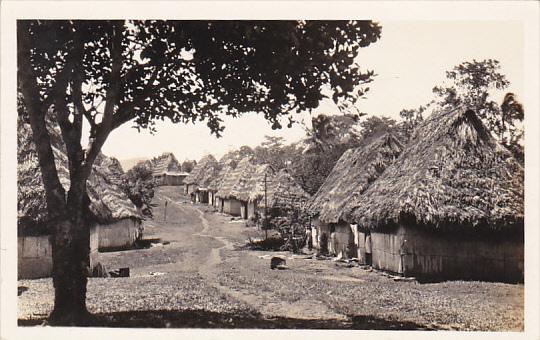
19, 309, 434, 330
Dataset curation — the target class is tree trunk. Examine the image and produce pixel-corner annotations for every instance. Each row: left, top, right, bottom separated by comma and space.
49, 186, 92, 326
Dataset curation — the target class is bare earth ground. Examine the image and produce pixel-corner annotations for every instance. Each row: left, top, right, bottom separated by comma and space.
18, 186, 524, 330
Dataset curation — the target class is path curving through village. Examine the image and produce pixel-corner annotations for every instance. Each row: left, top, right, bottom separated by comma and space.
17, 186, 524, 330
187, 198, 348, 321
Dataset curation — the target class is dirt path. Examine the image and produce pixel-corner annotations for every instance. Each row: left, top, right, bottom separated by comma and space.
162, 195, 354, 321
17, 187, 524, 330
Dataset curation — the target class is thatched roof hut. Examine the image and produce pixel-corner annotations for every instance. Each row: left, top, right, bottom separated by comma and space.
215, 157, 254, 199
347, 107, 524, 232
307, 133, 404, 224
263, 169, 311, 210
18, 118, 141, 235
231, 164, 274, 202
151, 152, 181, 176
183, 154, 219, 189
207, 165, 231, 192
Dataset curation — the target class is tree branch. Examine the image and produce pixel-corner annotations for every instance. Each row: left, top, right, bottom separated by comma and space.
18, 22, 67, 218
112, 65, 160, 130
81, 21, 125, 180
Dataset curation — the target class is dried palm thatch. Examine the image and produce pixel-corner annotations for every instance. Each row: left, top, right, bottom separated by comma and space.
151, 152, 181, 175
242, 164, 276, 202
215, 157, 254, 199
18, 118, 140, 235
263, 169, 311, 210
231, 163, 273, 202
347, 106, 524, 231
306, 133, 404, 224
183, 154, 219, 188
207, 164, 232, 192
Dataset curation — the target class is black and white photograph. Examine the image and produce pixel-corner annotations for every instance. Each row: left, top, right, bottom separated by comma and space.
1, 1, 539, 339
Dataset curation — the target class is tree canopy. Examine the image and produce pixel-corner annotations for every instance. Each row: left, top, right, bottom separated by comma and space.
18, 20, 382, 324
432, 59, 524, 161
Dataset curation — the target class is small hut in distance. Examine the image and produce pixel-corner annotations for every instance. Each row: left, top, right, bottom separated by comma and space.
215, 157, 256, 216
151, 152, 188, 186
208, 165, 232, 209
347, 107, 524, 282
259, 168, 311, 218
183, 154, 219, 202
235, 164, 275, 219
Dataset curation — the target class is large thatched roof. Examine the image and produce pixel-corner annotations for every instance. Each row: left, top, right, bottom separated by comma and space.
307, 133, 404, 224
215, 157, 254, 199
263, 169, 311, 210
183, 154, 219, 188
346, 106, 524, 231
18, 118, 141, 234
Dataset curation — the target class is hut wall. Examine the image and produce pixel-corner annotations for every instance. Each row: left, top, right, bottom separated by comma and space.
223, 198, 242, 216
184, 184, 189, 194
18, 234, 53, 279
98, 218, 142, 251
312, 218, 330, 252
332, 221, 356, 258
162, 175, 184, 186
356, 230, 367, 264
215, 197, 224, 212
247, 201, 257, 219
370, 226, 405, 274
371, 224, 524, 282
240, 201, 248, 219
18, 225, 99, 279
209, 191, 215, 206
194, 191, 209, 204
311, 225, 319, 249
187, 184, 197, 195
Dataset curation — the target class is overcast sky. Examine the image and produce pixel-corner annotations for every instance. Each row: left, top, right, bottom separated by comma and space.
101, 20, 524, 163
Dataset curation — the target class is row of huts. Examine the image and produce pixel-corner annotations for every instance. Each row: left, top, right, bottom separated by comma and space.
183, 155, 311, 221
165, 105, 523, 283
18, 118, 143, 279
306, 106, 524, 282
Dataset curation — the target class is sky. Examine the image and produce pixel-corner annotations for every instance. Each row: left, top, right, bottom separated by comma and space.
101, 20, 524, 163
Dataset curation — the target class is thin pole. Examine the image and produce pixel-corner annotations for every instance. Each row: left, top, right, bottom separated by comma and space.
164, 199, 168, 222
264, 172, 268, 240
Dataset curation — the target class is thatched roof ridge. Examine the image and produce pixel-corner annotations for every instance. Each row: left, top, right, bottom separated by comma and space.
183, 154, 218, 186
230, 163, 270, 201
242, 164, 276, 202
18, 118, 141, 234
347, 106, 524, 231
263, 169, 311, 210
307, 132, 404, 224
152, 152, 180, 175
207, 165, 231, 192
215, 157, 254, 199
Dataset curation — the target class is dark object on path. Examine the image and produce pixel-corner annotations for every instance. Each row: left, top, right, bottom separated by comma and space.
109, 267, 130, 277
135, 238, 162, 249
18, 286, 28, 296
270, 257, 287, 270
92, 262, 109, 278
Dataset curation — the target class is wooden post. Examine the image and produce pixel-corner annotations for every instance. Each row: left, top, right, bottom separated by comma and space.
164, 200, 168, 222
264, 172, 268, 240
